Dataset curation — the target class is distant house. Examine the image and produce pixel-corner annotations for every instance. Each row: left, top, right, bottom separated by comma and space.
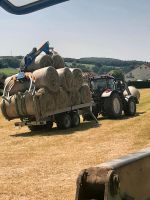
125, 64, 150, 82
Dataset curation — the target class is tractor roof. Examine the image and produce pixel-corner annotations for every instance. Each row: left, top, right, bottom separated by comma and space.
90, 75, 115, 80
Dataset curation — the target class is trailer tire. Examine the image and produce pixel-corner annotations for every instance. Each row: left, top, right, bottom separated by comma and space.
28, 121, 53, 132
56, 113, 72, 129
124, 98, 136, 116
71, 112, 80, 127
104, 93, 122, 118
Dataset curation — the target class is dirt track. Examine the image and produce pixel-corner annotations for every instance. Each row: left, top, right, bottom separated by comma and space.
0, 89, 150, 200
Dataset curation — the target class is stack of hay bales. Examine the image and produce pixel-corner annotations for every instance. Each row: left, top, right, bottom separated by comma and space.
1, 64, 91, 121
24, 51, 65, 72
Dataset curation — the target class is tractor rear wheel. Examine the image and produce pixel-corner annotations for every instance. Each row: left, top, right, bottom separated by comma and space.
104, 93, 122, 118
124, 98, 136, 116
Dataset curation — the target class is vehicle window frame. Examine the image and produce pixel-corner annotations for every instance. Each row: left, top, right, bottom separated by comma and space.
0, 0, 69, 15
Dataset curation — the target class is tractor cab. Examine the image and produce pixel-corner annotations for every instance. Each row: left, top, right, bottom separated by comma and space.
90, 75, 126, 95
89, 75, 117, 96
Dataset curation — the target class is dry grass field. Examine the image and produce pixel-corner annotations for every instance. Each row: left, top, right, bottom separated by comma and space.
0, 89, 150, 200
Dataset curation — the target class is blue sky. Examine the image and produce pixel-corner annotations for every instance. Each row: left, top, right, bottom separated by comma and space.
0, 0, 150, 61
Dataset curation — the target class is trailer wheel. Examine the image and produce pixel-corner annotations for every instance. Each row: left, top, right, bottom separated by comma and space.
124, 98, 136, 116
56, 113, 72, 129
71, 112, 80, 127
28, 121, 53, 132
104, 93, 122, 118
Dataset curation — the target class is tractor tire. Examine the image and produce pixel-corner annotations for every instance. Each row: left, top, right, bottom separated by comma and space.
104, 93, 123, 118
28, 121, 53, 132
124, 98, 136, 116
71, 112, 80, 127
56, 113, 72, 129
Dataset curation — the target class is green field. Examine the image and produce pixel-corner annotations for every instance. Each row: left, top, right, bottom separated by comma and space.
0, 68, 18, 76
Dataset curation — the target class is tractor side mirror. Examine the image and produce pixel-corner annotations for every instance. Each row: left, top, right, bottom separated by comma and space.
0, 0, 69, 15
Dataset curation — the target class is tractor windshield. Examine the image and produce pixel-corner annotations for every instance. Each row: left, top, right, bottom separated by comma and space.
91, 79, 107, 92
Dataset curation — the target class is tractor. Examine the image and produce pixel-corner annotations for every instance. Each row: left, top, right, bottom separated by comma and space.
83, 75, 138, 120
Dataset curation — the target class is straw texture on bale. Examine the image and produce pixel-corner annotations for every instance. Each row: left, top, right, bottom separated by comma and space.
36, 88, 56, 118
69, 90, 81, 106
33, 66, 60, 93
52, 52, 65, 69
23, 92, 35, 116
124, 86, 140, 100
57, 67, 73, 92
55, 87, 70, 109
26, 54, 53, 72
4, 75, 30, 96
70, 68, 83, 90
1, 95, 18, 120
80, 85, 91, 104
1, 92, 36, 120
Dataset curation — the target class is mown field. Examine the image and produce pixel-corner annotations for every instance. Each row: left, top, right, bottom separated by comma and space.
0, 89, 150, 200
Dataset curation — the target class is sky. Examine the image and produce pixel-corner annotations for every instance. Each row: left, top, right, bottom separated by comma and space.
0, 0, 150, 61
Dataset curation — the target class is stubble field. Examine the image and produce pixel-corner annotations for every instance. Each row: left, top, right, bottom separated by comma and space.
0, 89, 150, 200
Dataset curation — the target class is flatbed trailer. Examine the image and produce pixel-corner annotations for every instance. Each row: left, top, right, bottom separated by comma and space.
15, 102, 99, 131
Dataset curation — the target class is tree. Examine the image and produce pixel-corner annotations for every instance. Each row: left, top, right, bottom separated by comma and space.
111, 69, 125, 80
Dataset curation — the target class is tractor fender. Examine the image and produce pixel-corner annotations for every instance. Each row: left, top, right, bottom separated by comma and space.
125, 95, 138, 104
101, 90, 112, 98
101, 90, 119, 98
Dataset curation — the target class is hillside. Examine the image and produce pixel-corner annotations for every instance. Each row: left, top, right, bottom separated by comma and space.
0, 56, 148, 76
64, 57, 147, 74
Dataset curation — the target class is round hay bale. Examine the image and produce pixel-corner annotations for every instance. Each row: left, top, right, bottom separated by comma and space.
24, 92, 35, 116
26, 54, 53, 72
70, 68, 83, 90
123, 86, 140, 101
36, 88, 56, 118
4, 75, 30, 96
55, 87, 70, 109
1, 95, 18, 120
52, 52, 65, 69
80, 85, 91, 104
33, 66, 60, 93
57, 67, 73, 92
69, 90, 81, 106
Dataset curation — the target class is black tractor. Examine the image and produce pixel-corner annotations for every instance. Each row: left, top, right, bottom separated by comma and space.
83, 75, 138, 120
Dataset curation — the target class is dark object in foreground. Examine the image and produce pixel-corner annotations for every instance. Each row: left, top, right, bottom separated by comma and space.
76, 148, 150, 200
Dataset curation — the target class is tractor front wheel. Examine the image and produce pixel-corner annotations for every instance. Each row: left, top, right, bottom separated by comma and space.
124, 98, 136, 116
